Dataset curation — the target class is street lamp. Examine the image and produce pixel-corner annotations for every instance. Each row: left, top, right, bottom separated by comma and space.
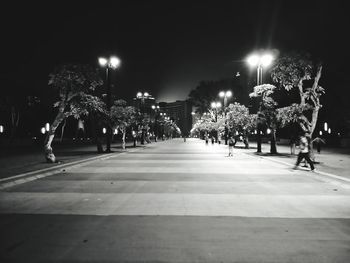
211, 101, 221, 122
219, 90, 232, 108
98, 55, 121, 152
136, 92, 151, 144
247, 53, 273, 85
136, 92, 151, 113
211, 102, 221, 143
247, 52, 274, 153
151, 105, 160, 142
219, 90, 232, 145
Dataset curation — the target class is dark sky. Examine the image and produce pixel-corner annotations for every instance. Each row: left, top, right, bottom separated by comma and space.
1, 0, 349, 103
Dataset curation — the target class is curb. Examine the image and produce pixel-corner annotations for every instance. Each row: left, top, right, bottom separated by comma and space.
0, 145, 146, 190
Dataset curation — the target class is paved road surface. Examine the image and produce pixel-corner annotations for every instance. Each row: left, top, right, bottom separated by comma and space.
1, 138, 350, 262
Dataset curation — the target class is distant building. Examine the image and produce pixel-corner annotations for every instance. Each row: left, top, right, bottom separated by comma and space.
132, 93, 156, 114
159, 100, 192, 136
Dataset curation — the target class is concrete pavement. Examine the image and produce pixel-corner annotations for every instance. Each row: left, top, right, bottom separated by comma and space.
1, 138, 350, 262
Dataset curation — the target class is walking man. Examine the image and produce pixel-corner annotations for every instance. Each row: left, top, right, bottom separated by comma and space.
294, 133, 315, 171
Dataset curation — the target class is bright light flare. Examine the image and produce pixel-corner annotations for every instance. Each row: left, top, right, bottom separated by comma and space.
98, 57, 108, 67
247, 54, 260, 67
261, 54, 273, 66
247, 53, 274, 67
109, 56, 121, 69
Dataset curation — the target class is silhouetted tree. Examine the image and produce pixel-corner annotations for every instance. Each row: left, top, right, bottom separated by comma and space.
44, 64, 104, 162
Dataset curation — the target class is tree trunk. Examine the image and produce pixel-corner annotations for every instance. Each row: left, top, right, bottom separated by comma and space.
270, 129, 277, 154
122, 129, 126, 150
59, 119, 67, 142
298, 78, 305, 106
90, 114, 103, 153
44, 103, 66, 163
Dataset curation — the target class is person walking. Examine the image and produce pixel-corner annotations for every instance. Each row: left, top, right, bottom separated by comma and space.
312, 136, 325, 154
228, 136, 234, 157
294, 133, 315, 171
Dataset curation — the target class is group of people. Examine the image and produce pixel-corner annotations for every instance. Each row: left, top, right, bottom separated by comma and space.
227, 132, 325, 171
204, 131, 324, 171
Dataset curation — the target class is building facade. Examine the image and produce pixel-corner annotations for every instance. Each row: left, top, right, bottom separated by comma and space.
159, 100, 192, 136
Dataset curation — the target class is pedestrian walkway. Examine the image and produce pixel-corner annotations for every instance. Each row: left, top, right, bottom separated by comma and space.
0, 140, 136, 180
0, 138, 350, 262
225, 139, 350, 181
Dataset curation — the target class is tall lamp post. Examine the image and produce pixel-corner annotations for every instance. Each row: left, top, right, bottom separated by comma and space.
219, 90, 232, 145
136, 92, 151, 144
151, 105, 160, 142
211, 101, 221, 143
247, 53, 273, 153
136, 92, 151, 113
98, 56, 121, 152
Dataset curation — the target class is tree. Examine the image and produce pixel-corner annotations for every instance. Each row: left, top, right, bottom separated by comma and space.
271, 53, 324, 137
249, 84, 279, 153
110, 100, 137, 150
226, 102, 257, 148
44, 64, 103, 163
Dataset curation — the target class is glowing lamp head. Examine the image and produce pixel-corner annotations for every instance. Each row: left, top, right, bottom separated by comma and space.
247, 54, 260, 67
109, 56, 121, 69
136, 92, 142, 98
261, 54, 273, 67
143, 92, 149, 97
211, 102, 216, 108
102, 128, 107, 134
219, 91, 225, 98
226, 90, 232, 97
98, 57, 108, 67
41, 127, 46, 134
151, 105, 156, 109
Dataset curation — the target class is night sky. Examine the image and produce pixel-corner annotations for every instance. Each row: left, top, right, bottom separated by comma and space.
1, 0, 349, 105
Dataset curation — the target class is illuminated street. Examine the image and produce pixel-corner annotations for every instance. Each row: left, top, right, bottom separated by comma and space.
1, 138, 350, 262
